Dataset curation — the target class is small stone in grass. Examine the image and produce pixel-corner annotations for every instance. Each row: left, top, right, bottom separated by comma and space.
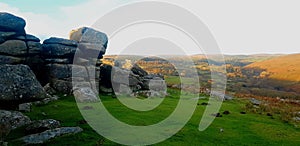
200, 102, 209, 106
211, 113, 222, 117
223, 111, 230, 115
240, 111, 246, 114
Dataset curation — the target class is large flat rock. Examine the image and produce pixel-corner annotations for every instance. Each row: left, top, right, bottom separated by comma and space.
19, 127, 83, 145
0, 12, 26, 33
0, 64, 47, 102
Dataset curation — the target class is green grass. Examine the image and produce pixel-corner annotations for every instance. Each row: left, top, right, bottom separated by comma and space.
6, 90, 300, 146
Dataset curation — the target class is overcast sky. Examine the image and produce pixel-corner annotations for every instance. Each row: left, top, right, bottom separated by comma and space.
1, 0, 300, 55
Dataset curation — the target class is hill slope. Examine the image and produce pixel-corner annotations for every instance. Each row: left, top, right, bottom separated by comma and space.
245, 54, 300, 82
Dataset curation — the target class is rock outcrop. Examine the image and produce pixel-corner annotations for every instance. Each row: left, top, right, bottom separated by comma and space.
0, 12, 167, 102
99, 64, 167, 97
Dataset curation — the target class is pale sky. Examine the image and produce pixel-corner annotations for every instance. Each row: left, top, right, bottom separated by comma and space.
1, 0, 300, 55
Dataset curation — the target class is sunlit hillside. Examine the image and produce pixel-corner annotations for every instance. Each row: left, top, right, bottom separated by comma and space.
245, 54, 300, 82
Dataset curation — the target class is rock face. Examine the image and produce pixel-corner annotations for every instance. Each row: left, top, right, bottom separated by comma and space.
0, 110, 31, 130
0, 64, 46, 102
19, 127, 83, 145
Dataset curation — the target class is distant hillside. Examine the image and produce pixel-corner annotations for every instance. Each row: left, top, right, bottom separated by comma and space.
245, 54, 300, 82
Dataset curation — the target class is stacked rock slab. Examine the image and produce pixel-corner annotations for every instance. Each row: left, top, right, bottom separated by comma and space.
42, 37, 80, 94
69, 27, 108, 102
0, 13, 47, 107
0, 13, 43, 76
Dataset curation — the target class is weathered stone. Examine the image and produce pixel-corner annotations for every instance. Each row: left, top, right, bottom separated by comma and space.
72, 81, 91, 90
42, 95, 60, 104
69, 27, 86, 42
131, 64, 148, 77
26, 34, 40, 42
211, 113, 222, 117
0, 40, 27, 56
73, 57, 89, 66
99, 85, 113, 93
294, 117, 300, 122
44, 58, 72, 64
50, 79, 72, 94
32, 95, 59, 106
15, 34, 40, 42
43, 83, 57, 95
27, 41, 42, 55
0, 64, 47, 102
70, 27, 108, 46
0, 31, 17, 44
42, 44, 77, 57
71, 77, 86, 82
25, 119, 61, 134
0, 141, 8, 146
224, 95, 233, 100
18, 103, 32, 112
0, 12, 26, 33
0, 110, 31, 130
72, 65, 89, 78
135, 90, 166, 98
142, 77, 167, 91
19, 127, 83, 144
223, 111, 230, 115
77, 42, 106, 58
47, 64, 71, 79
73, 87, 99, 103
116, 84, 132, 95
0, 124, 11, 140
43, 37, 78, 47
111, 67, 142, 86
47, 64, 88, 80
0, 55, 23, 64
250, 98, 261, 105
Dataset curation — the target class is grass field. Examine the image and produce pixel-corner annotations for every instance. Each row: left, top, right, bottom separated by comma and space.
6, 89, 300, 146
